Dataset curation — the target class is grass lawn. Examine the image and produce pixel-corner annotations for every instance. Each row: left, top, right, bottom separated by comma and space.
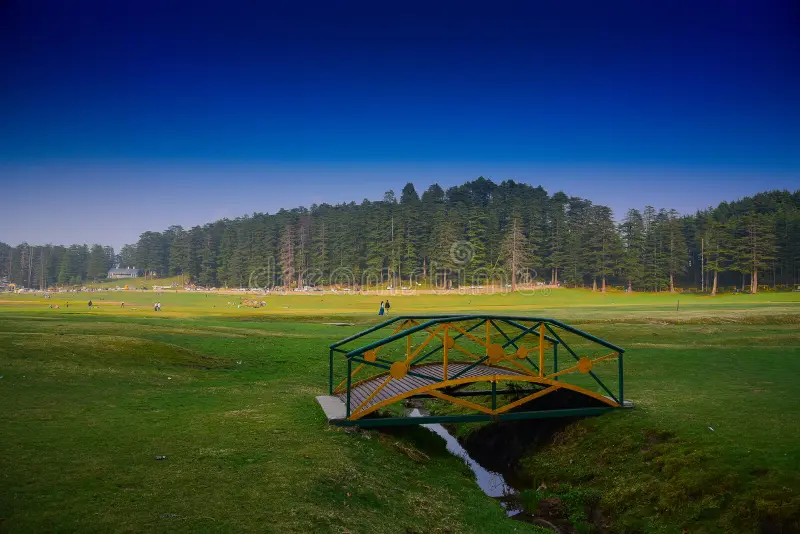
1, 289, 799, 533
80, 275, 186, 290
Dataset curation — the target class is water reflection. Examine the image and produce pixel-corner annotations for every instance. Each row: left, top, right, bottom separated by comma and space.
407, 408, 521, 515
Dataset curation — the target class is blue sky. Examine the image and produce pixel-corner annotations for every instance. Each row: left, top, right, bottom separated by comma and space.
1, 1, 798, 249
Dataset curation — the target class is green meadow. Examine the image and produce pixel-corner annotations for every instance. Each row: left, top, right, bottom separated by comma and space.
1, 289, 799, 533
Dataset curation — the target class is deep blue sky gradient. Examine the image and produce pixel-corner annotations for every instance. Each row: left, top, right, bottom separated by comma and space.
1, 1, 798, 248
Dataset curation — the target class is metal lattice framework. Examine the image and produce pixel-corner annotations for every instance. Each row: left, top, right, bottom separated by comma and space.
321, 315, 629, 427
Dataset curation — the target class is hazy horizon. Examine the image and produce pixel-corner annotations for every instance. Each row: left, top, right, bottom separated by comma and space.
1, 2, 798, 250
1, 163, 798, 250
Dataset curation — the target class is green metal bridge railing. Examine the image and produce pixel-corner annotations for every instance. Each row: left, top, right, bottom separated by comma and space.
328, 315, 626, 424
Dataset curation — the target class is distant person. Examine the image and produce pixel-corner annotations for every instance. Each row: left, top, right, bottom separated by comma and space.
154, 303, 158, 312
157, 302, 162, 311
384, 300, 391, 314
121, 302, 125, 308
378, 301, 385, 316
88, 300, 92, 307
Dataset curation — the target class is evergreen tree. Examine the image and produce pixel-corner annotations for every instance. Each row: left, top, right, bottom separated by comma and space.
641, 206, 664, 291
501, 214, 529, 291
295, 215, 311, 288
310, 214, 330, 284
400, 182, 420, 204
429, 208, 458, 289
279, 223, 296, 288
704, 219, 728, 296
198, 232, 218, 287
217, 223, 238, 286
526, 201, 545, 277
168, 227, 190, 277
88, 244, 109, 280
135, 231, 167, 277
464, 205, 489, 284
563, 198, 592, 287
588, 206, 622, 292
546, 193, 569, 284
363, 201, 389, 285
118, 244, 137, 268
741, 213, 777, 293
57, 246, 77, 284
665, 209, 689, 293
619, 208, 646, 291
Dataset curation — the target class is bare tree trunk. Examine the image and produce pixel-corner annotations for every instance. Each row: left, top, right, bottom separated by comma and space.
592, 278, 597, 292
510, 232, 517, 292
669, 272, 675, 293
510, 264, 516, 292
601, 276, 606, 293
28, 247, 33, 288
701, 237, 704, 293
554, 267, 558, 285
752, 269, 758, 294
627, 280, 632, 292
711, 270, 718, 296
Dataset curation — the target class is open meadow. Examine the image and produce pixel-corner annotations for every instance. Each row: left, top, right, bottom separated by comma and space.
1, 289, 799, 533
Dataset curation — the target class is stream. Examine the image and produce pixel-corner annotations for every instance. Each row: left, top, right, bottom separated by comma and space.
406, 408, 523, 516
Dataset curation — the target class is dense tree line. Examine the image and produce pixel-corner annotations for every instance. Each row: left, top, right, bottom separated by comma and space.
0, 243, 115, 288
2, 180, 798, 293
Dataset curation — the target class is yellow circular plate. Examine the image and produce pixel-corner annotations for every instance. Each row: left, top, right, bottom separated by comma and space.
486, 343, 505, 364
515, 346, 529, 359
390, 362, 408, 379
577, 357, 593, 374
364, 350, 377, 362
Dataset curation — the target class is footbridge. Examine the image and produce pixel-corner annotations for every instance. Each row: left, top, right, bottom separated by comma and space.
316, 315, 630, 427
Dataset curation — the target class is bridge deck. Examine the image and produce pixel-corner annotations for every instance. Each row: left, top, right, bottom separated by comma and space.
336, 362, 528, 414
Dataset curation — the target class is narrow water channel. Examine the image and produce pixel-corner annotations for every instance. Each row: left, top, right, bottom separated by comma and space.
406, 408, 523, 516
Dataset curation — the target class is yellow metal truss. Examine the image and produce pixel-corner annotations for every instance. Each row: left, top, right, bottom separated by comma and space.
348, 371, 620, 420
336, 319, 621, 419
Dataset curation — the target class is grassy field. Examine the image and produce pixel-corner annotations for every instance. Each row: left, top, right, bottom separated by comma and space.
79, 275, 185, 289
1, 289, 799, 533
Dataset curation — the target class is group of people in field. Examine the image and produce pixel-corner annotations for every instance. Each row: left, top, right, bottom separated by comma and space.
46, 299, 166, 311
54, 295, 391, 315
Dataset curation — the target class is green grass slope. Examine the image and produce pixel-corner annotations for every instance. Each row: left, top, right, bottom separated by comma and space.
0, 290, 798, 532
